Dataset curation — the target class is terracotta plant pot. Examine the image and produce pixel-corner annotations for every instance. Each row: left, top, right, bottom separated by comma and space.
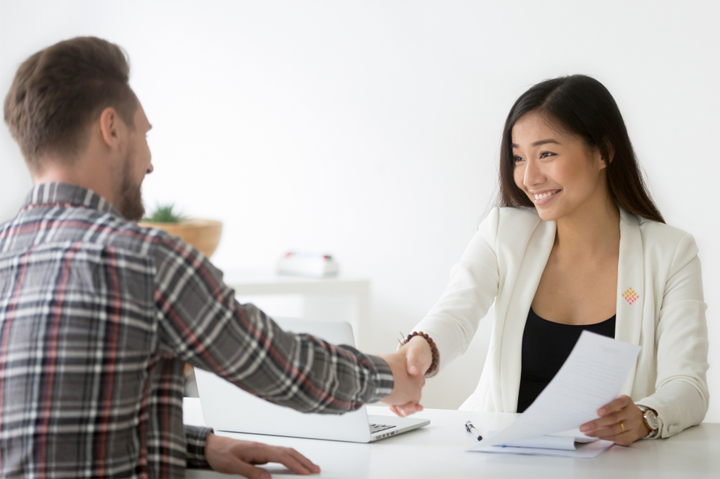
139, 218, 223, 258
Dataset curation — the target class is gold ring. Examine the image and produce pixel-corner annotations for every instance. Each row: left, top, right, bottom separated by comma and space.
620, 421, 626, 433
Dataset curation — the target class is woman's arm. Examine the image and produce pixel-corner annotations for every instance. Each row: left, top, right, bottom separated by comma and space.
636, 232, 709, 437
581, 232, 709, 443
409, 207, 502, 373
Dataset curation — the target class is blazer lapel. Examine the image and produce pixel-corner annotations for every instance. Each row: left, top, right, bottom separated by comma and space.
499, 218, 556, 412
498, 208, 644, 410
615, 208, 644, 393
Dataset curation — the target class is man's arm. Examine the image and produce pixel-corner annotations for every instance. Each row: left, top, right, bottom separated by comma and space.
152, 233, 422, 413
185, 425, 212, 469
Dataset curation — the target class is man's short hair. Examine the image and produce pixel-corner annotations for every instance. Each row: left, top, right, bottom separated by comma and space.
3, 36, 138, 172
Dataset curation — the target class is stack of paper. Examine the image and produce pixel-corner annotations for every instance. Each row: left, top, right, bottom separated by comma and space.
472, 428, 612, 458
468, 331, 640, 458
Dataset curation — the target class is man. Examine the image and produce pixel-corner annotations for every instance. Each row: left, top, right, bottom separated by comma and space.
0, 37, 424, 478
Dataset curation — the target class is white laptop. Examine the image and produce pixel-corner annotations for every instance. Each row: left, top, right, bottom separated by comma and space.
195, 318, 430, 443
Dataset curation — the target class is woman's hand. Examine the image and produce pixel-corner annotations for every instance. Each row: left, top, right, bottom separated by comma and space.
579, 395, 650, 446
205, 433, 321, 478
388, 336, 433, 417
378, 350, 426, 412
402, 335, 434, 377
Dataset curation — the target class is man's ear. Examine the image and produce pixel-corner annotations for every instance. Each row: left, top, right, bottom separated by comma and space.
98, 107, 124, 151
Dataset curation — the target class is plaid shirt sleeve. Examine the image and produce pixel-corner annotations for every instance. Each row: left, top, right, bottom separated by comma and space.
151, 232, 394, 424
185, 425, 213, 469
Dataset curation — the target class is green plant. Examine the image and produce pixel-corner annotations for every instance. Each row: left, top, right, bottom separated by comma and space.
143, 203, 187, 223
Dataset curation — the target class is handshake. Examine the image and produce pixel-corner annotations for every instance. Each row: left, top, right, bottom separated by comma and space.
378, 335, 434, 417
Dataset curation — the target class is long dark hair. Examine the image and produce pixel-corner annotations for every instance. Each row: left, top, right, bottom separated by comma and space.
497, 75, 664, 223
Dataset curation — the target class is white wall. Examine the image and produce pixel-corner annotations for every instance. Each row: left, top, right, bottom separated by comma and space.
1, 0, 718, 421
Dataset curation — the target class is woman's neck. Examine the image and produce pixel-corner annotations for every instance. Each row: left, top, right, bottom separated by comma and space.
554, 196, 621, 259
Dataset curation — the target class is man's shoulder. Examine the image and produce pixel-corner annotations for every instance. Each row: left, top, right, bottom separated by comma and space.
102, 216, 182, 258
52, 209, 204, 277
18, 205, 182, 260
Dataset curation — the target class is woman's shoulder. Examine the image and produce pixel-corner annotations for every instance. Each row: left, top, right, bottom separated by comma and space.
477, 206, 548, 249
634, 214, 694, 244
631, 213, 700, 261
482, 206, 542, 228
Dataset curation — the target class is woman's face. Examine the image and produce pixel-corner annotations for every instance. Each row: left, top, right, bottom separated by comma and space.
511, 112, 609, 222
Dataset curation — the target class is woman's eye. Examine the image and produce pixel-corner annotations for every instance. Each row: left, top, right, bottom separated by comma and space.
513, 155, 525, 163
540, 151, 555, 159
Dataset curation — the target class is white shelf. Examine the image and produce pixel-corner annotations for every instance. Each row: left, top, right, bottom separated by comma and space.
223, 270, 370, 348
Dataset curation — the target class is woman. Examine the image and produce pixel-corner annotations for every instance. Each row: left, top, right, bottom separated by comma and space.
394, 75, 709, 445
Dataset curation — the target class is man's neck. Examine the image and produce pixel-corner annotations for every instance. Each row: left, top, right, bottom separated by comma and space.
33, 156, 117, 209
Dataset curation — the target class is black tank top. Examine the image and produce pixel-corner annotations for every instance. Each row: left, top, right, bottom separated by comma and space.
516, 308, 616, 413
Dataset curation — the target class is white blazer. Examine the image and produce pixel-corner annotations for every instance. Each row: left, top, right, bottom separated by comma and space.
414, 206, 709, 438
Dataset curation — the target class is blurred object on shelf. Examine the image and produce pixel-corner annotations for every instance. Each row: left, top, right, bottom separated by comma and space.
277, 251, 340, 278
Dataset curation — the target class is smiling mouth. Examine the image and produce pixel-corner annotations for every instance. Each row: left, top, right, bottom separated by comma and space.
533, 190, 561, 204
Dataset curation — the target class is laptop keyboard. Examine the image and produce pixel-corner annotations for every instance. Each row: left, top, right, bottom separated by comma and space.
369, 423, 397, 434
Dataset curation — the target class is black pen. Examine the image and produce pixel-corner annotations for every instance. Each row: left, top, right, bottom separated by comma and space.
465, 421, 483, 441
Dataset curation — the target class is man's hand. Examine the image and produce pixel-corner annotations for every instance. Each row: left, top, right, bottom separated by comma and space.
579, 395, 651, 446
205, 433, 320, 478
378, 347, 426, 416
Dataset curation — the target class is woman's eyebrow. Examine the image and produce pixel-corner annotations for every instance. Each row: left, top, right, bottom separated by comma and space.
512, 139, 561, 148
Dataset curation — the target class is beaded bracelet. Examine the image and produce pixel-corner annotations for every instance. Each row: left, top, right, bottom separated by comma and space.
399, 331, 440, 377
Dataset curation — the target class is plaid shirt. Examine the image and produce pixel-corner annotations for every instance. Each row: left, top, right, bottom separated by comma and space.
0, 183, 393, 478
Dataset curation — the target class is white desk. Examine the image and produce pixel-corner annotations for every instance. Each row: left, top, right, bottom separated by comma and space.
224, 271, 370, 347
183, 398, 720, 478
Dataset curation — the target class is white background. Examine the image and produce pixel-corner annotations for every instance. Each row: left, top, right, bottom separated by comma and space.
1, 0, 718, 422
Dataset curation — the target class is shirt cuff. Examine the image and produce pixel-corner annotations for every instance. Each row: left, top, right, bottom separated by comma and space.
186, 425, 214, 469
364, 354, 394, 403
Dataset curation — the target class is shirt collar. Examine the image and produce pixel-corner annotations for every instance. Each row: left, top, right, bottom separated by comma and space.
22, 182, 122, 217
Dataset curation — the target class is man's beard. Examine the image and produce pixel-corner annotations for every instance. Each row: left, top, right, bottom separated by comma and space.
116, 161, 145, 222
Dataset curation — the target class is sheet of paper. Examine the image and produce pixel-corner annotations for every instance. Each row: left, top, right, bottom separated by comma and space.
472, 439, 614, 458
469, 331, 640, 450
